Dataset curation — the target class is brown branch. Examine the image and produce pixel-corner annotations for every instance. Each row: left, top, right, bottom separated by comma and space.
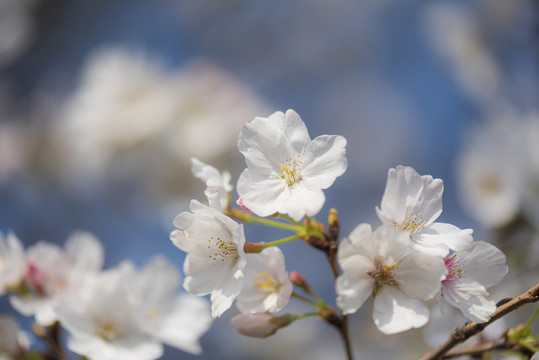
419, 282, 539, 360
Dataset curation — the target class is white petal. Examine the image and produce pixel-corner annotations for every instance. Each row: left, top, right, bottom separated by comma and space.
456, 241, 508, 288
379, 165, 425, 224
414, 222, 473, 256
155, 295, 212, 354
412, 174, 443, 226
397, 253, 446, 300
237, 170, 288, 217
301, 135, 347, 189
373, 287, 429, 334
65, 231, 104, 272
336, 273, 373, 314
442, 281, 496, 323
283, 109, 312, 154
238, 114, 293, 174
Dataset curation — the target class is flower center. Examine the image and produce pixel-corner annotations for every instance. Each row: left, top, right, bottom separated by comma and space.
443, 253, 464, 282
397, 211, 428, 233
207, 236, 238, 262
95, 319, 120, 342
478, 175, 502, 196
367, 258, 398, 296
280, 155, 303, 186
253, 272, 279, 293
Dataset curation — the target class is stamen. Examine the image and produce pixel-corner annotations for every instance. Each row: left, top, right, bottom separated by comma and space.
397, 211, 428, 233
367, 258, 399, 293
253, 272, 279, 292
280, 155, 303, 186
443, 254, 464, 282
95, 319, 120, 342
207, 236, 239, 262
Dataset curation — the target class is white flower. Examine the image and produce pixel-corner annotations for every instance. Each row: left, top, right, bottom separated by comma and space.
9, 231, 104, 325
191, 157, 233, 211
126, 257, 212, 355
237, 109, 347, 221
440, 241, 508, 323
456, 115, 524, 228
170, 199, 247, 317
0, 232, 26, 295
336, 224, 447, 334
230, 313, 292, 338
0, 314, 30, 358
376, 165, 473, 257
55, 263, 163, 360
236, 247, 292, 314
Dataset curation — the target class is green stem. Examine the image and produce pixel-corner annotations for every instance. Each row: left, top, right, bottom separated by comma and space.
519, 340, 538, 353
523, 306, 539, 331
261, 234, 302, 249
291, 292, 320, 309
290, 312, 318, 321
278, 213, 304, 227
226, 207, 300, 231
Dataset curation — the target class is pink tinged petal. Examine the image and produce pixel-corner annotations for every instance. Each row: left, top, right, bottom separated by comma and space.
373, 287, 429, 334
301, 135, 347, 189
378, 165, 425, 224
397, 253, 447, 300
236, 171, 288, 217
414, 222, 474, 257
454, 241, 508, 288
230, 313, 292, 338
238, 115, 294, 174
336, 273, 373, 315
442, 281, 496, 323
283, 109, 312, 154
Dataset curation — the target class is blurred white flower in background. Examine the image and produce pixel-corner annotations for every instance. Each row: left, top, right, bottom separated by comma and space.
456, 113, 526, 229
50, 47, 271, 201
9, 231, 104, 326
422, 3, 501, 106
0, 0, 37, 69
0, 314, 30, 359
0, 232, 26, 295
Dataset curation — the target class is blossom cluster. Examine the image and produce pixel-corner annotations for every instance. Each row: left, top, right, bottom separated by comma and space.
0, 231, 212, 360
171, 109, 509, 340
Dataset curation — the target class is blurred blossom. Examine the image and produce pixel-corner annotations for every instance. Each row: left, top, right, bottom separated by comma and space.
50, 47, 270, 200
422, 3, 501, 105
0, 232, 25, 295
0, 314, 30, 359
521, 114, 539, 227
0, 0, 37, 69
456, 113, 526, 228
0, 122, 30, 182
9, 231, 104, 326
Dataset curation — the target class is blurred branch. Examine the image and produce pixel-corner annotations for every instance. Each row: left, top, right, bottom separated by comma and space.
419, 282, 539, 360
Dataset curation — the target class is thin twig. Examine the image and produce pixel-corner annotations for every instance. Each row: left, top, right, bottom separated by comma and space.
419, 282, 539, 360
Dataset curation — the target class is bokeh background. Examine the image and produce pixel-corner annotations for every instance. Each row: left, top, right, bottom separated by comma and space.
0, 0, 538, 359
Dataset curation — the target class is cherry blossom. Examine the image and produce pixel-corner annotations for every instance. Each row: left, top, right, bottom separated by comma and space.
126, 257, 212, 355
236, 247, 292, 314
9, 231, 104, 326
170, 199, 247, 317
440, 241, 508, 323
230, 313, 293, 338
0, 232, 26, 295
336, 224, 447, 334
376, 165, 473, 257
191, 157, 233, 211
237, 109, 347, 221
55, 263, 163, 360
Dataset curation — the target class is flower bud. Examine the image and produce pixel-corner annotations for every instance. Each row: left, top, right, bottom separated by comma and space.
289, 271, 312, 294
230, 313, 292, 338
